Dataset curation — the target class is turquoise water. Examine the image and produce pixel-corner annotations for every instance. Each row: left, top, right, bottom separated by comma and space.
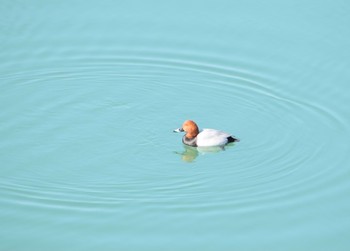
1, 0, 350, 250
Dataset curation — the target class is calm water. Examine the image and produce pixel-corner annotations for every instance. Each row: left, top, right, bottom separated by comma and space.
1, 1, 350, 250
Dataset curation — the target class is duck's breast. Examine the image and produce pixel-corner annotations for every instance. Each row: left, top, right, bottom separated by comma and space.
196, 128, 231, 147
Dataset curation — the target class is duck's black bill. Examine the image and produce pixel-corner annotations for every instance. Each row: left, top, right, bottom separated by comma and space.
173, 128, 184, 133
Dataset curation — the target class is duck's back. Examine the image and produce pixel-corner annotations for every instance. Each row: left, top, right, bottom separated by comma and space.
196, 129, 232, 147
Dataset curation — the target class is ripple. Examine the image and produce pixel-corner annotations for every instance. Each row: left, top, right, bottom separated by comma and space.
0, 45, 349, 216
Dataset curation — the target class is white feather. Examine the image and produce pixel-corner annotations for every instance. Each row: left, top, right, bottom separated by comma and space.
196, 128, 231, 147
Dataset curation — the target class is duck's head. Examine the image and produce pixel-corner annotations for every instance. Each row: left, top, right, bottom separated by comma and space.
173, 120, 199, 138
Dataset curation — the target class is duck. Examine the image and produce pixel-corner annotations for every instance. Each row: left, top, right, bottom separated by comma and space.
173, 120, 239, 147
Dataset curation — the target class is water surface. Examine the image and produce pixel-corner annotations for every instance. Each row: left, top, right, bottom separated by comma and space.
1, 1, 350, 250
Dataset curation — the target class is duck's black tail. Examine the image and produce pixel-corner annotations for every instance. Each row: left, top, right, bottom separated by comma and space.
227, 136, 240, 143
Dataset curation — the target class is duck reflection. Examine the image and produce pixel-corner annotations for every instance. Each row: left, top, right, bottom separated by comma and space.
175, 144, 232, 162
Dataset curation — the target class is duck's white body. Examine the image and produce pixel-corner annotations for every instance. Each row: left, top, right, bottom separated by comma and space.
196, 129, 232, 147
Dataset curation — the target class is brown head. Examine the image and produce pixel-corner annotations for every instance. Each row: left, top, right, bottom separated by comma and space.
181, 120, 199, 139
